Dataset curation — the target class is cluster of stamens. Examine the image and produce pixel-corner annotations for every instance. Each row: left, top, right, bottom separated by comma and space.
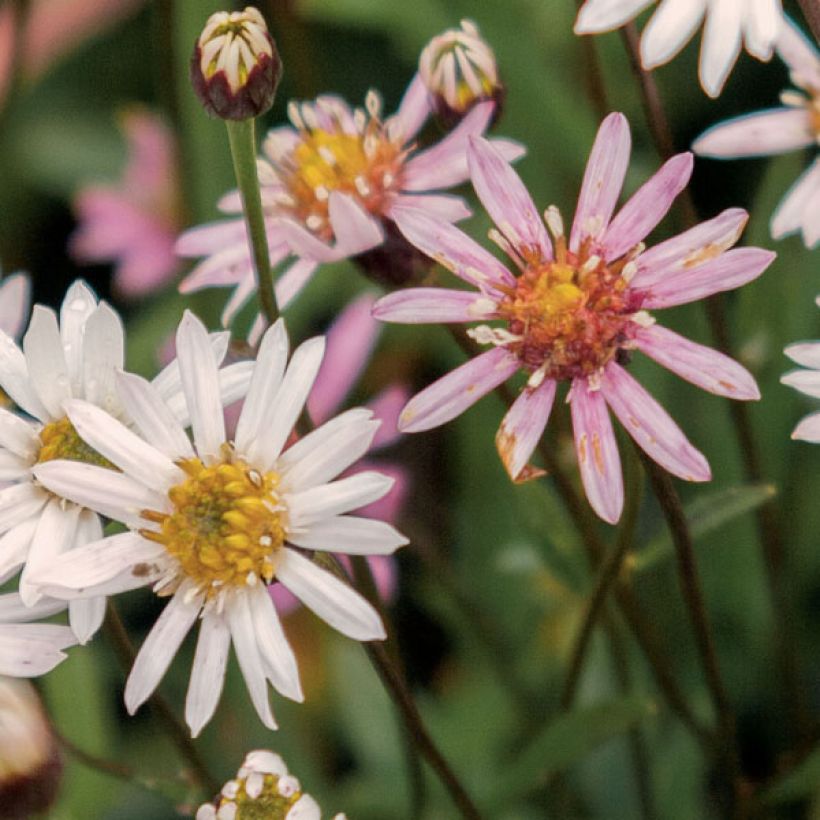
37, 416, 116, 469
476, 207, 645, 383
264, 92, 406, 240
141, 450, 285, 598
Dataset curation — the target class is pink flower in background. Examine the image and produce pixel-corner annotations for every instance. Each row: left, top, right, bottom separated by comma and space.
574, 0, 784, 98
374, 113, 773, 524
176, 77, 523, 329
0, 273, 31, 341
272, 293, 409, 613
693, 17, 820, 248
70, 108, 181, 298
782, 297, 820, 442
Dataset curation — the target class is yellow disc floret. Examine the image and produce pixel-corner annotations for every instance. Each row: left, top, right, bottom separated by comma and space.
142, 455, 285, 596
37, 416, 116, 470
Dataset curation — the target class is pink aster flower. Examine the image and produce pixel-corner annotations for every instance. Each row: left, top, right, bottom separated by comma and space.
374, 113, 773, 524
176, 80, 523, 329
70, 108, 181, 298
271, 293, 409, 614
574, 0, 784, 98
693, 17, 820, 248
782, 296, 820, 442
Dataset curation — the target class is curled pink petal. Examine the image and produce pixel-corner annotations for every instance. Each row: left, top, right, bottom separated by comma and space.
600, 362, 711, 482
570, 112, 631, 252
634, 324, 760, 400
385, 72, 431, 142
399, 347, 519, 433
570, 378, 623, 524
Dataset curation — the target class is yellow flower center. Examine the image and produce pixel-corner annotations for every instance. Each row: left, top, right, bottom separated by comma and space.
496, 228, 641, 380
216, 773, 303, 820
141, 455, 285, 597
37, 416, 116, 470
278, 97, 405, 240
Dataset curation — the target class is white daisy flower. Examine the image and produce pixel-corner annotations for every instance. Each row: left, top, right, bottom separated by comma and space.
30, 312, 407, 736
574, 0, 784, 98
0, 280, 252, 645
0, 592, 75, 678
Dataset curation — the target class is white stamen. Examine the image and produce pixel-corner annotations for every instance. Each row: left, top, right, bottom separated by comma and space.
630, 310, 655, 328
245, 772, 264, 799
306, 215, 323, 231
621, 261, 638, 283
287, 101, 304, 130
365, 89, 382, 119
318, 146, 337, 165
580, 255, 601, 275
278, 775, 300, 797
354, 176, 371, 196
527, 364, 548, 389
544, 205, 564, 239
467, 325, 521, 346
314, 185, 329, 202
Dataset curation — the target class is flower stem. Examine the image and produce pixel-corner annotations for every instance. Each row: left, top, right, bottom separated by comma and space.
102, 602, 220, 797
618, 22, 810, 743
225, 117, 279, 326
798, 0, 820, 44
637, 449, 747, 811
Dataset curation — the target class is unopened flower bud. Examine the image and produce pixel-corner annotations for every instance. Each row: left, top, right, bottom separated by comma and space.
419, 19, 504, 128
0, 678, 62, 819
196, 750, 343, 820
191, 7, 282, 120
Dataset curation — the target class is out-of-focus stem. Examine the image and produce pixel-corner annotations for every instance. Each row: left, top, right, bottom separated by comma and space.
225, 118, 279, 327
618, 21, 810, 742
103, 603, 219, 797
798, 0, 820, 44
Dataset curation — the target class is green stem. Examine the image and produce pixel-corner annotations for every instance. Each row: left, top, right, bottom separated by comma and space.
225, 118, 279, 326
103, 603, 219, 797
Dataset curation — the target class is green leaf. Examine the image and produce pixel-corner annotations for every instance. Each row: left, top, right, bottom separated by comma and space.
632, 483, 777, 572
487, 697, 656, 807
761, 746, 820, 804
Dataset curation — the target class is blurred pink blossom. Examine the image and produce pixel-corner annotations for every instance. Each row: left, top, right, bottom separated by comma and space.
70, 108, 181, 298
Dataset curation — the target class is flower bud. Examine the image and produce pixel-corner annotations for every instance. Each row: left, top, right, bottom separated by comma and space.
419, 20, 504, 128
0, 678, 62, 819
196, 750, 344, 820
191, 7, 282, 120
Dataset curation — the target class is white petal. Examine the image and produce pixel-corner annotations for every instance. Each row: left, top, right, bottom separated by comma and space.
0, 518, 37, 582
287, 515, 407, 556
699, 0, 743, 97
0, 483, 47, 532
81, 303, 125, 415
60, 280, 98, 393
0, 273, 30, 340
185, 612, 231, 737
0, 331, 48, 421
125, 587, 202, 714
69, 597, 107, 645
0, 406, 38, 459
23, 306, 71, 418
286, 472, 395, 527
641, 0, 706, 68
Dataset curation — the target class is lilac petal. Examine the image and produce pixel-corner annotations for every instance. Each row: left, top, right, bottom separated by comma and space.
388, 193, 472, 223
373, 288, 498, 325
638, 247, 775, 308
570, 112, 631, 252
600, 362, 711, 482
399, 347, 519, 433
274, 258, 318, 311
782, 370, 820, 398
771, 158, 820, 244
630, 208, 748, 290
327, 191, 384, 254
175, 218, 248, 257
570, 379, 623, 524
777, 17, 820, 89
634, 324, 760, 399
402, 101, 495, 191
495, 379, 556, 482
793, 411, 820, 442
386, 73, 430, 142
693, 108, 813, 158
368, 384, 410, 449
308, 294, 379, 425
392, 206, 515, 291
467, 136, 552, 259
784, 341, 820, 369
603, 153, 693, 261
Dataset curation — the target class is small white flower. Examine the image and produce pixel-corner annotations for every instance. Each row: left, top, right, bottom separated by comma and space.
575, 0, 784, 98
0, 281, 251, 645
31, 313, 407, 735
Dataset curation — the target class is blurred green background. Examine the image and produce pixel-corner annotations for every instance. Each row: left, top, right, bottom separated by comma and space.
1, 0, 819, 817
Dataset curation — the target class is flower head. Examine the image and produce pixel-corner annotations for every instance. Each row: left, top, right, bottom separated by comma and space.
375, 113, 773, 523
693, 17, 820, 247
0, 281, 251, 644
176, 75, 523, 328
575, 0, 784, 98
782, 297, 820, 442
31, 313, 407, 735
191, 6, 282, 120
196, 750, 344, 820
70, 108, 182, 298
419, 20, 503, 126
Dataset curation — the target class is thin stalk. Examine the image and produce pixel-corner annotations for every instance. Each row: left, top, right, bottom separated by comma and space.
638, 450, 746, 813
798, 0, 820, 44
561, 445, 642, 710
103, 603, 219, 797
225, 118, 279, 326
618, 21, 809, 740
447, 325, 713, 751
